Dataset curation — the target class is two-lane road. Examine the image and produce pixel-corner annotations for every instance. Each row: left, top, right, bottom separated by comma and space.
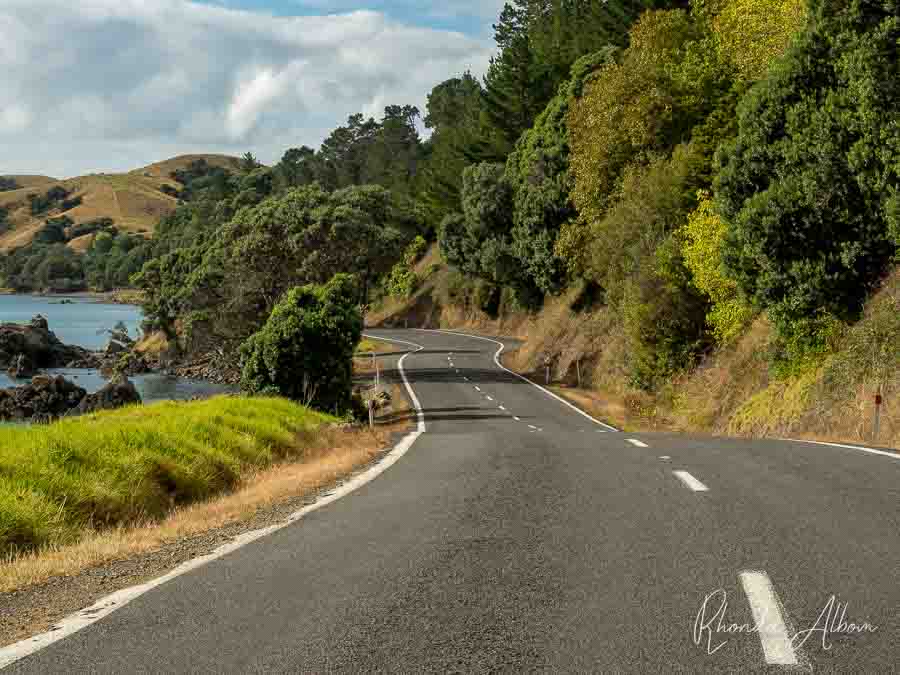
5, 329, 898, 672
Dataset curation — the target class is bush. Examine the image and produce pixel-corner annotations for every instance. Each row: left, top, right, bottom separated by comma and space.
240, 274, 363, 414
716, 0, 899, 333
681, 193, 754, 343
386, 235, 427, 298
622, 234, 711, 390
0, 177, 19, 192
60, 196, 83, 211
28, 186, 70, 215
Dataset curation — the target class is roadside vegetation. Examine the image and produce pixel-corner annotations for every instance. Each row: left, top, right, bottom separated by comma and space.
0, 0, 894, 447
0, 396, 335, 557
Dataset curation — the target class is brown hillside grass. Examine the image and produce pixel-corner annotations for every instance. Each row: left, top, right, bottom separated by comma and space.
0, 155, 240, 251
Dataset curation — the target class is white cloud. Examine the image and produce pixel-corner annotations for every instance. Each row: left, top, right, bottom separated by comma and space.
0, 0, 493, 177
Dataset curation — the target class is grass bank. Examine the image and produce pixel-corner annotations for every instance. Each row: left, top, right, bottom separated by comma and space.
0, 396, 335, 557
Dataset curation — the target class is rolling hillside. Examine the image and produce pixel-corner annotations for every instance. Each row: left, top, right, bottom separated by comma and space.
0, 155, 240, 253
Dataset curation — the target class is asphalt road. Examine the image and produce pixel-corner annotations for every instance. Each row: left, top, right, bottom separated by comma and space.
6, 328, 899, 673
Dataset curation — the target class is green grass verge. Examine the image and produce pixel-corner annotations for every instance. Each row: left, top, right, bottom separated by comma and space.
0, 396, 335, 557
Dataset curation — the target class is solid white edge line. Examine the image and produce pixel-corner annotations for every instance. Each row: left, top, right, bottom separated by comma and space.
781, 437, 899, 461
0, 335, 427, 670
739, 571, 800, 666
626, 438, 648, 448
418, 329, 619, 432
672, 470, 709, 492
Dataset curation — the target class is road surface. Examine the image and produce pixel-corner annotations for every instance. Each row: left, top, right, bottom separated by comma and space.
5, 328, 899, 672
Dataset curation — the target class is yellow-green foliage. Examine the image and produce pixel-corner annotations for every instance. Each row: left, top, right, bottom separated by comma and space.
567, 10, 701, 229
712, 0, 806, 81
727, 368, 818, 435
0, 396, 333, 556
681, 193, 754, 342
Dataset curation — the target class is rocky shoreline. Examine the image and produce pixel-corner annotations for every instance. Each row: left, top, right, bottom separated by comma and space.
0, 314, 234, 422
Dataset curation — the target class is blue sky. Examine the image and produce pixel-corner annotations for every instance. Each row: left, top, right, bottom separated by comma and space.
0, 0, 501, 177
205, 0, 502, 35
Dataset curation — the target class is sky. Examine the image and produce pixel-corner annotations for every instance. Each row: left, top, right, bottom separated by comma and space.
0, 0, 503, 178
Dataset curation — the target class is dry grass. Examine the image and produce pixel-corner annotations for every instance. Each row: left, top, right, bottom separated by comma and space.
0, 155, 240, 251
134, 330, 169, 356
374, 250, 898, 449
0, 426, 389, 593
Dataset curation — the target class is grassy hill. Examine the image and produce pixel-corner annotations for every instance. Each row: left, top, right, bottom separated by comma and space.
0, 155, 241, 253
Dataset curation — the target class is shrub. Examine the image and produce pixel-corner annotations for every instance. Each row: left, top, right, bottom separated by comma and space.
240, 274, 363, 414
386, 235, 427, 298
681, 193, 754, 342
0, 177, 19, 192
716, 0, 899, 334
622, 234, 711, 390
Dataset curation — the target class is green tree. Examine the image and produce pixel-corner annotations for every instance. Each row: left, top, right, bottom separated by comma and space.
715, 0, 899, 334
504, 49, 615, 294
240, 274, 363, 414
418, 73, 490, 220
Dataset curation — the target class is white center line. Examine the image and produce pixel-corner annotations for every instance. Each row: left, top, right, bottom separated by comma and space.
626, 439, 648, 448
739, 571, 800, 666
673, 470, 709, 492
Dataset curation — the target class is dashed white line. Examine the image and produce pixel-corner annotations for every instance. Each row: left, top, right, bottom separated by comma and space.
626, 439, 648, 448
498, 405, 506, 411
417, 329, 619, 431
739, 571, 800, 666
513, 416, 521, 421
474, 386, 481, 392
673, 470, 709, 492
528, 424, 538, 430
485, 396, 494, 401
659, 455, 671, 460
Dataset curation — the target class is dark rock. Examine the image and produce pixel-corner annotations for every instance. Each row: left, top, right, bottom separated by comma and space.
100, 351, 150, 377
0, 314, 98, 370
30, 315, 49, 332
76, 376, 142, 414
0, 375, 87, 422
105, 339, 128, 356
7, 353, 36, 379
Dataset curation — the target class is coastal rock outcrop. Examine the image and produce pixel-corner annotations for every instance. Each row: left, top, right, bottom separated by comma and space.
0, 375, 87, 422
76, 376, 142, 414
0, 373, 143, 422
0, 314, 99, 371
7, 353, 37, 379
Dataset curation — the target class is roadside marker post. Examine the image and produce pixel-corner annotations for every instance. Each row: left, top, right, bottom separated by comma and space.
873, 391, 882, 442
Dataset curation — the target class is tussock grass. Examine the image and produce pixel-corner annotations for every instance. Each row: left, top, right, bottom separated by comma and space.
0, 425, 386, 594
0, 396, 334, 557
